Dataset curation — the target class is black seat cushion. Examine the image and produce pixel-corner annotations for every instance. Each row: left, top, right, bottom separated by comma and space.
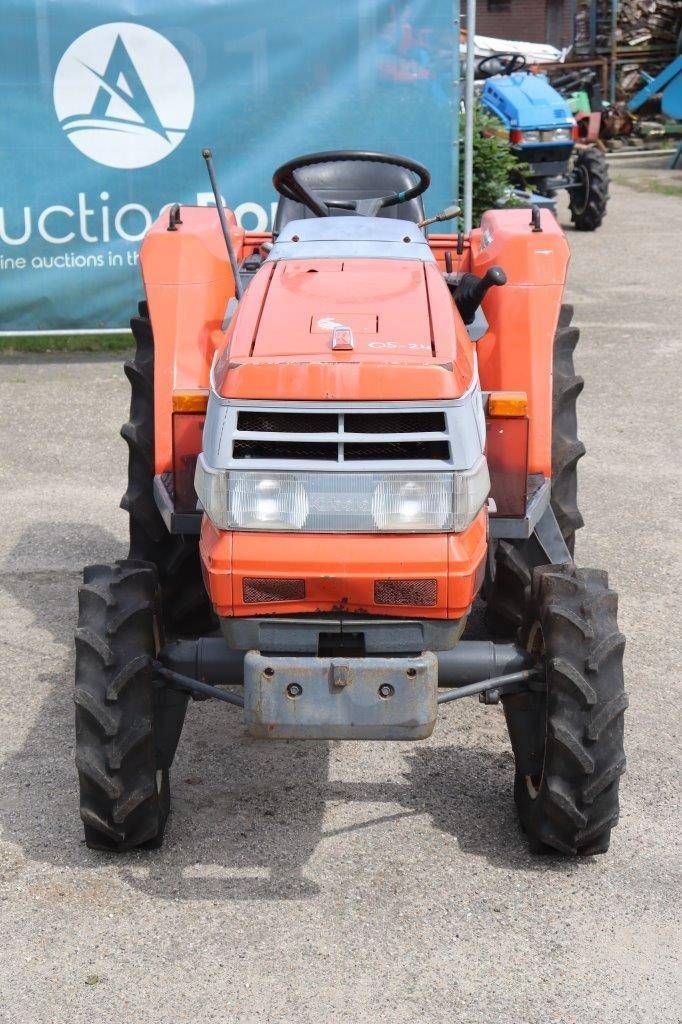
274, 158, 425, 232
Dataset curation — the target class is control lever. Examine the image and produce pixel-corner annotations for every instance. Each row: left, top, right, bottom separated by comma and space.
454, 267, 507, 325
418, 204, 461, 229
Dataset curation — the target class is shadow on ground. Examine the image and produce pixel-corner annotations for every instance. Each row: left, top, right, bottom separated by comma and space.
0, 522, 573, 902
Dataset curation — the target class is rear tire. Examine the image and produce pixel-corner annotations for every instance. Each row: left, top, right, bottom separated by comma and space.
75, 561, 170, 851
569, 146, 609, 232
503, 564, 627, 856
485, 305, 584, 634
121, 303, 217, 638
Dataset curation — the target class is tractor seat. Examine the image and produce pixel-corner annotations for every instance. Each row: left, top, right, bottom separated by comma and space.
273, 158, 426, 233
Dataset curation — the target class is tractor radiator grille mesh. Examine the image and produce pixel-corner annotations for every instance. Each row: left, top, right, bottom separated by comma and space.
242, 578, 306, 604
345, 412, 446, 434
233, 440, 337, 461
374, 579, 438, 606
231, 408, 451, 466
237, 411, 338, 434
345, 441, 449, 461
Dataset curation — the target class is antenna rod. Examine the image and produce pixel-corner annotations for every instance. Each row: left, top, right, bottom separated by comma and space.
202, 148, 243, 300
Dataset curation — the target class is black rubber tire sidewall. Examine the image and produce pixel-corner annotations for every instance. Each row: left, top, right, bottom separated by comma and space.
75, 560, 167, 851
569, 147, 609, 231
508, 565, 627, 855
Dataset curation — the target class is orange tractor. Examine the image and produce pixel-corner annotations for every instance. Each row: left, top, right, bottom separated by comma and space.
75, 150, 627, 856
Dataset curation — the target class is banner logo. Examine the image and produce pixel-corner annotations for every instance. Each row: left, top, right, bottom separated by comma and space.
53, 23, 194, 169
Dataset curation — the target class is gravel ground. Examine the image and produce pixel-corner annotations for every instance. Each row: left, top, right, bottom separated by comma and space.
0, 181, 680, 1024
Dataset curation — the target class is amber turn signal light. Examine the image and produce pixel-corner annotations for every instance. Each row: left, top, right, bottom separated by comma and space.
172, 390, 209, 413
487, 391, 528, 418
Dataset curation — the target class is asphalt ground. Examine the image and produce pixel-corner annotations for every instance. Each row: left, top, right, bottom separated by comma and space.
0, 180, 680, 1024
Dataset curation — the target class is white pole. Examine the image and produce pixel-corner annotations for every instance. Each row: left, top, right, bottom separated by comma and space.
463, 0, 476, 233
452, 0, 461, 207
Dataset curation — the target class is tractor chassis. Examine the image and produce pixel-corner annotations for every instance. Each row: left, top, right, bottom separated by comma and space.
153, 476, 569, 741
154, 637, 541, 741
533, 171, 587, 197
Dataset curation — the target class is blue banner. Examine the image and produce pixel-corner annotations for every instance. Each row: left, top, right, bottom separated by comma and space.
0, 1, 455, 332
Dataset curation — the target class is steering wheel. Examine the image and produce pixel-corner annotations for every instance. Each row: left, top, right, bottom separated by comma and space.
272, 150, 431, 218
477, 52, 527, 78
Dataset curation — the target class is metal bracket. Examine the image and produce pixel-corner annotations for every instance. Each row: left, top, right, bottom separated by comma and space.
489, 474, 550, 540
153, 474, 202, 536
533, 503, 572, 564
167, 203, 182, 231
436, 668, 539, 705
154, 662, 244, 708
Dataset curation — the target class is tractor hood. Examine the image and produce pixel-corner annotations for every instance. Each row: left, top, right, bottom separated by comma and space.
481, 71, 574, 130
214, 218, 474, 402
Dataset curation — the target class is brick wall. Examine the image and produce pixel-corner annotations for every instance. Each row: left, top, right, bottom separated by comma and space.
465, 0, 574, 49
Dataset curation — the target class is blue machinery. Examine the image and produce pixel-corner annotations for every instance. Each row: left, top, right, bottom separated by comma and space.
627, 55, 682, 169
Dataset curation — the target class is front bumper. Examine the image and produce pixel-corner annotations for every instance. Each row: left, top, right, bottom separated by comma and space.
244, 650, 438, 740
158, 637, 537, 741
511, 141, 573, 181
199, 509, 487, 620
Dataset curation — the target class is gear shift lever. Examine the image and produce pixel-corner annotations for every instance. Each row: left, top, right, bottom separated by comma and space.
454, 267, 507, 325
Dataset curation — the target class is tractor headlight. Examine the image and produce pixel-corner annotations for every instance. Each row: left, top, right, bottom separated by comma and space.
195, 457, 490, 534
543, 127, 572, 142
372, 476, 452, 532
518, 130, 540, 143
231, 473, 309, 530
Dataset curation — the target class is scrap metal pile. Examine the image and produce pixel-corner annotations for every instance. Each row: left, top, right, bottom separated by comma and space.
575, 0, 681, 50
575, 0, 682, 102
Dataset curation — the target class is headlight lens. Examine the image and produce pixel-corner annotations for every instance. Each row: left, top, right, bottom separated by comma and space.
231, 474, 309, 530
516, 128, 572, 144
372, 476, 452, 532
544, 127, 572, 141
195, 457, 490, 534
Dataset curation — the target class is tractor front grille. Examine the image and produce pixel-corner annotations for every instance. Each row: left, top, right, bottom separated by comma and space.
237, 411, 338, 434
230, 406, 453, 468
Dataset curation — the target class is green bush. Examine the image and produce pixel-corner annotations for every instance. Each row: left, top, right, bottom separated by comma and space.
459, 104, 530, 225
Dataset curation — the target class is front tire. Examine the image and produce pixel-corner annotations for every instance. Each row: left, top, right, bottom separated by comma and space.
569, 146, 609, 232
75, 560, 171, 851
503, 564, 627, 855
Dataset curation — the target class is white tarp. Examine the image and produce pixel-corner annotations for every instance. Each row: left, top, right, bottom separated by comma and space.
461, 32, 569, 65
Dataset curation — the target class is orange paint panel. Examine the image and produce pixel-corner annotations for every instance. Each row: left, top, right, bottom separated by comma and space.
216, 257, 475, 400
251, 259, 434, 359
424, 262, 474, 385
199, 519, 233, 617
471, 209, 569, 476
141, 206, 245, 474
232, 532, 450, 617
309, 312, 378, 334
222, 262, 276, 360
283, 260, 344, 275
219, 360, 466, 402
446, 509, 487, 618
244, 231, 273, 249
199, 524, 486, 621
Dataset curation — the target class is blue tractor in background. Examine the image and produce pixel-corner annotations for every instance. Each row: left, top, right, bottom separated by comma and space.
478, 53, 609, 231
